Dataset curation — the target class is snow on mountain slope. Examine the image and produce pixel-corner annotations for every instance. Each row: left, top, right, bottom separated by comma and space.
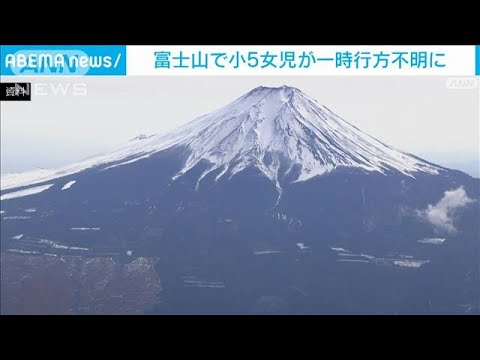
1, 86, 441, 192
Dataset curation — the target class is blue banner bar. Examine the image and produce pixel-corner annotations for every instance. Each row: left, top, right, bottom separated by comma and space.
0, 45, 126, 76
476, 45, 480, 76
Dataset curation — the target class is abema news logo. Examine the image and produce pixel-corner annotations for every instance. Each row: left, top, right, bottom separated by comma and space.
0, 46, 126, 76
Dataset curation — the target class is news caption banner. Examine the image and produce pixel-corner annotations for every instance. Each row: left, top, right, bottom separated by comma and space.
0, 45, 479, 100
0, 45, 126, 100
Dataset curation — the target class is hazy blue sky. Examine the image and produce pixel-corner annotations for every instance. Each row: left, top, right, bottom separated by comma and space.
1, 76, 478, 177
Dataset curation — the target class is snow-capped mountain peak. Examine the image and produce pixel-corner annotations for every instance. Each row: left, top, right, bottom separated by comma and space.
1, 86, 441, 191
164, 85, 441, 188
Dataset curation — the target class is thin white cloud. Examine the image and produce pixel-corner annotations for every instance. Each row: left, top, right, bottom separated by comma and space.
417, 186, 474, 234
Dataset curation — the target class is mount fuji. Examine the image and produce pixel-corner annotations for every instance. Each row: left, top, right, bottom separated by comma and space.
1, 86, 479, 314
2, 85, 441, 192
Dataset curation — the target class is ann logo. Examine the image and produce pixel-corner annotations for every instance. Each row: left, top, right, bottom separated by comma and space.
446, 78, 478, 89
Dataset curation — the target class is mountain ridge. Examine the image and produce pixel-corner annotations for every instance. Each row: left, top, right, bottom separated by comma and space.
1, 86, 446, 192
